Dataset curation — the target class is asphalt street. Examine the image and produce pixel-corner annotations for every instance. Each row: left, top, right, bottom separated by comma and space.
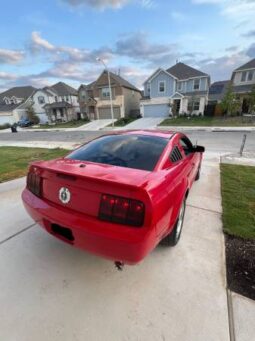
0, 130, 255, 153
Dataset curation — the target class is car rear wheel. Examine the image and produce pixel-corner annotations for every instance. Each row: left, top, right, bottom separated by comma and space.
161, 200, 186, 247
195, 164, 201, 181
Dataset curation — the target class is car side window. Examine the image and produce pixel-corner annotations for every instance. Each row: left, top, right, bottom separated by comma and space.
180, 137, 194, 156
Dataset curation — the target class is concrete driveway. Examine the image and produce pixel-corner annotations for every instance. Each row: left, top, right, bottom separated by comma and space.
0, 153, 231, 341
117, 117, 165, 130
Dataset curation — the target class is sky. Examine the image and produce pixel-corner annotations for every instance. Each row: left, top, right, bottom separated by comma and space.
0, 0, 255, 91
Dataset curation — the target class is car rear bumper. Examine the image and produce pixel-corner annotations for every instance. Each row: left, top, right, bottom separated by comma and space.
22, 189, 156, 264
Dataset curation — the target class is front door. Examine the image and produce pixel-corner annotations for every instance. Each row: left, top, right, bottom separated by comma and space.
173, 99, 181, 115
242, 98, 249, 114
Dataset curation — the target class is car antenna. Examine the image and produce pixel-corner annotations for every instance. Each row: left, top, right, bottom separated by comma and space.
114, 261, 124, 271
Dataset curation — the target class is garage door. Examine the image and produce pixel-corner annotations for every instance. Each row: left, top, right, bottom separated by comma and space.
143, 104, 169, 118
0, 115, 14, 125
98, 107, 121, 119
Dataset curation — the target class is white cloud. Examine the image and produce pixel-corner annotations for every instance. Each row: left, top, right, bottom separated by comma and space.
192, 0, 255, 21
0, 72, 17, 80
0, 49, 24, 64
31, 31, 55, 52
61, 0, 130, 9
30, 31, 113, 64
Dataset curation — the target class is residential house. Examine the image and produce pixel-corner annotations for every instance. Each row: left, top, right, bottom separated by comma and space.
231, 58, 255, 113
0, 86, 36, 125
78, 71, 141, 120
208, 80, 230, 104
32, 82, 79, 123
141, 62, 210, 117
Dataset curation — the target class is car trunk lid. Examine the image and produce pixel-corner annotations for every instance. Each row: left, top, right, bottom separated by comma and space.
39, 158, 151, 218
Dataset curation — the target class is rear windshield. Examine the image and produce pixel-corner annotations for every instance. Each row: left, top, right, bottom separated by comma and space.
66, 134, 168, 171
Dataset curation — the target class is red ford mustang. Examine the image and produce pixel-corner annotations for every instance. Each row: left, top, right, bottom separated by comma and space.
22, 130, 204, 265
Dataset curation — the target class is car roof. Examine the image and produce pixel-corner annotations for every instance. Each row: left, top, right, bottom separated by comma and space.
119, 130, 176, 139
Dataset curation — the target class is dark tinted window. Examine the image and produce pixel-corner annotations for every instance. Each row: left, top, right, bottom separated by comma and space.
67, 134, 168, 171
180, 137, 194, 156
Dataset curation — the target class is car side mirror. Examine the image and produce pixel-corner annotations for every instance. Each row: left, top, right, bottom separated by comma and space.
193, 145, 205, 153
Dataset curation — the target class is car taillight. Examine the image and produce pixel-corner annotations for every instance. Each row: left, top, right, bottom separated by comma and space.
27, 171, 42, 198
99, 194, 145, 227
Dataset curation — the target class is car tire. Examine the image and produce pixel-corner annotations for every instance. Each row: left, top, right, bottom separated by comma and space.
195, 164, 201, 181
161, 199, 186, 247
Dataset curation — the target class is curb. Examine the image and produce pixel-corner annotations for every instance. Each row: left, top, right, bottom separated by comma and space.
0, 141, 80, 150
158, 126, 255, 132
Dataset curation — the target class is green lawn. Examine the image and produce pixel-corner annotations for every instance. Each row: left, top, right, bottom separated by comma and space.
160, 116, 255, 127
32, 119, 90, 129
221, 164, 255, 239
108, 117, 139, 127
0, 147, 68, 183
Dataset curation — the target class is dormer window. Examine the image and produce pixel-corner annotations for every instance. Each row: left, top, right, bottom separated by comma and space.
241, 72, 247, 82
193, 79, 200, 91
241, 70, 254, 82
247, 71, 254, 81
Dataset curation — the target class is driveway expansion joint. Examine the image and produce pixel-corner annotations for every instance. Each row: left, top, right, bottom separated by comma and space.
0, 223, 36, 246
227, 289, 236, 341
186, 203, 221, 215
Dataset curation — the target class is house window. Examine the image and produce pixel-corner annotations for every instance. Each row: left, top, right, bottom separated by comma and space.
247, 71, 254, 81
66, 96, 69, 102
159, 81, 165, 93
177, 82, 183, 91
38, 96, 45, 104
188, 99, 200, 111
55, 96, 58, 102
80, 91, 86, 100
61, 96, 65, 102
101, 87, 111, 99
193, 79, 200, 90
241, 72, 247, 82
193, 100, 200, 111
147, 83, 151, 95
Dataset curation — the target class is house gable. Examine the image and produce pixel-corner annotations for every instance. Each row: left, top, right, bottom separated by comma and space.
148, 69, 176, 98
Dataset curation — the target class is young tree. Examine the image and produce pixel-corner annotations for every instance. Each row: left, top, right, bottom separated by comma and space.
248, 85, 255, 115
27, 105, 40, 124
220, 85, 240, 116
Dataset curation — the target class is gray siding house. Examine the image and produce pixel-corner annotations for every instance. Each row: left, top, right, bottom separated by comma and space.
141, 62, 210, 117
231, 58, 255, 113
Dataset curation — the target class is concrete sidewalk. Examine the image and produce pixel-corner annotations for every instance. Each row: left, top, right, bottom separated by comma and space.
158, 125, 255, 132
0, 140, 79, 150
0, 156, 231, 341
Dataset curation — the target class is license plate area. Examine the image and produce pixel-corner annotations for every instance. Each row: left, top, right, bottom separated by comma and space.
51, 224, 74, 243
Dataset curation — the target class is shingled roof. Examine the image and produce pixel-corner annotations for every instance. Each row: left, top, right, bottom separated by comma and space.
0, 86, 36, 102
209, 80, 230, 102
108, 72, 140, 92
234, 58, 255, 72
49, 82, 78, 96
167, 62, 208, 80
